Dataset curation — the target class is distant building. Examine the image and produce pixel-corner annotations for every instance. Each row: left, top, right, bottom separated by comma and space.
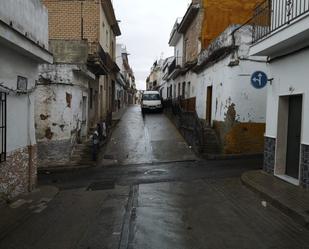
0, 0, 53, 198
250, 0, 309, 188
37, 0, 121, 168
146, 60, 164, 91
116, 44, 136, 106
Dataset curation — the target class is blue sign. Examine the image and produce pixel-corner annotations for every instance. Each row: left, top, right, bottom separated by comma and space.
251, 71, 268, 89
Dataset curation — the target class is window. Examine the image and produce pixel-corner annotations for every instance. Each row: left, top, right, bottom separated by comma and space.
184, 39, 188, 63
82, 96, 87, 122
178, 83, 181, 97
106, 30, 109, 47
89, 88, 93, 109
0, 92, 6, 163
182, 82, 186, 98
143, 94, 161, 101
187, 82, 191, 98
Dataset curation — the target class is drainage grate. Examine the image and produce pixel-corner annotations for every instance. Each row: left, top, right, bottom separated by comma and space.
103, 154, 114, 160
144, 169, 168, 176
87, 180, 115, 191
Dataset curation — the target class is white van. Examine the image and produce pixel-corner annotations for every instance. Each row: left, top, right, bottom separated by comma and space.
141, 91, 163, 113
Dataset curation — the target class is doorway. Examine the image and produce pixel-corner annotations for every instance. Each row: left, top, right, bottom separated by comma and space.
275, 94, 303, 183
286, 95, 302, 179
206, 86, 213, 126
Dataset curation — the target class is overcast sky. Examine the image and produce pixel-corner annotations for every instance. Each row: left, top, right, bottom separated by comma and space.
113, 0, 191, 90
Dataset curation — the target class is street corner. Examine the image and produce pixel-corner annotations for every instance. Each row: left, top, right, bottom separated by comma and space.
241, 170, 309, 228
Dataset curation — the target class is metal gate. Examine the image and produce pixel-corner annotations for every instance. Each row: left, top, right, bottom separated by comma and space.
0, 92, 6, 163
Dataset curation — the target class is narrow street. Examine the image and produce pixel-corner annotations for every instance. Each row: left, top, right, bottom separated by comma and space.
1, 106, 309, 249
2, 1, 309, 248
103, 105, 197, 165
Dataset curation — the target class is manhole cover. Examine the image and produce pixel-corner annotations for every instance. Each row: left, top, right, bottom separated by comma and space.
144, 169, 168, 176
87, 180, 115, 191
103, 154, 114, 160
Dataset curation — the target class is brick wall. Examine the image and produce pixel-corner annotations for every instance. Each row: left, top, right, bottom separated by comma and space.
202, 0, 263, 48
43, 0, 100, 42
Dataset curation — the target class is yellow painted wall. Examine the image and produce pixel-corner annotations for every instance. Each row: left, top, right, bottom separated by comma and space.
201, 0, 263, 48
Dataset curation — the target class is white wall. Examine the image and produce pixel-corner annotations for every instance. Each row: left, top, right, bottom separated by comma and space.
196, 55, 267, 123
99, 5, 115, 56
36, 64, 89, 142
0, 46, 39, 153
175, 36, 184, 67
265, 49, 309, 144
0, 0, 48, 48
172, 71, 197, 98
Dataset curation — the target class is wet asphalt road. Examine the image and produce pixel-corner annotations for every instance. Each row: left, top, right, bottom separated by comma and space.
102, 105, 197, 165
2, 106, 309, 249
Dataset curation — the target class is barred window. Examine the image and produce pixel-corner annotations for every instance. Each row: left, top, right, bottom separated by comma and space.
0, 92, 6, 163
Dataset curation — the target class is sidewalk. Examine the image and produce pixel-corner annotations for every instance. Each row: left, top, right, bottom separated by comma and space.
112, 106, 128, 125
241, 170, 309, 228
0, 186, 59, 240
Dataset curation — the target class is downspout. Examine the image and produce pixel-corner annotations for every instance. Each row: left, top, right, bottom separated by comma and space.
27, 93, 33, 191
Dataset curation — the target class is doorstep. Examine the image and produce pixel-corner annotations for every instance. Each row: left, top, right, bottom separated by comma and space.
241, 170, 309, 228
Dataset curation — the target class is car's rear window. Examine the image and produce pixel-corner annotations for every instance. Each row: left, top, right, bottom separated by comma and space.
143, 94, 161, 100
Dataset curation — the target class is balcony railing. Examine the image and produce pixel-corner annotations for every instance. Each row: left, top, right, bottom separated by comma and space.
252, 0, 309, 43
168, 59, 176, 75
88, 42, 107, 65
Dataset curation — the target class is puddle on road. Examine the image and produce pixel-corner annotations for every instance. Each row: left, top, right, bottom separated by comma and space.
144, 169, 168, 176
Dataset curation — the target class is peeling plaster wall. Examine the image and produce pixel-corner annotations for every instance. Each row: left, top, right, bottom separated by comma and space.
0, 42, 38, 198
196, 54, 267, 154
36, 64, 89, 167
196, 57, 267, 122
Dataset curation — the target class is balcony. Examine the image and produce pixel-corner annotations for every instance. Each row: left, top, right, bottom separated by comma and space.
87, 42, 108, 75
250, 0, 309, 57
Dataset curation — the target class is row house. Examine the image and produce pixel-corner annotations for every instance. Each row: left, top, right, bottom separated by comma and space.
194, 25, 267, 154
116, 44, 137, 106
162, 0, 267, 155
0, 0, 53, 198
146, 59, 164, 91
37, 0, 121, 168
167, 0, 262, 110
159, 57, 174, 99
250, 0, 309, 187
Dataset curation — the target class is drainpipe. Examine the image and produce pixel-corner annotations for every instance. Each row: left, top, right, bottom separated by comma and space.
27, 93, 33, 192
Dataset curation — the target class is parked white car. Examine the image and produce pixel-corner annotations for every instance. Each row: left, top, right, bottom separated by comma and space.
141, 91, 163, 113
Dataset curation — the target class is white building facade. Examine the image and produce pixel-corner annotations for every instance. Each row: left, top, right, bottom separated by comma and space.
0, 0, 53, 198
250, 0, 309, 187
195, 25, 267, 154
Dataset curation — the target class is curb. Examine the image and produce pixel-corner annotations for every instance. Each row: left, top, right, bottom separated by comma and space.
241, 171, 309, 229
203, 153, 263, 160
38, 164, 95, 174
